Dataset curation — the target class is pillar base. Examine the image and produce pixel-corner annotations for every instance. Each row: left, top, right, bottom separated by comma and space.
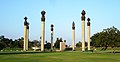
72, 50, 75, 51
23, 50, 27, 51
81, 50, 85, 52
82, 49, 85, 52
40, 50, 45, 52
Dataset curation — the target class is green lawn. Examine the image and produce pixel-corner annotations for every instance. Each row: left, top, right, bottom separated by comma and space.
0, 51, 120, 62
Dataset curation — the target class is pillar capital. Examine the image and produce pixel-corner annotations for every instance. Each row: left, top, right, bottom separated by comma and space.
41, 10, 46, 22
24, 17, 28, 21
81, 10, 86, 21
87, 18, 90, 21
41, 10, 46, 16
51, 24, 54, 31
24, 17, 29, 26
81, 10, 86, 16
87, 18, 90, 26
72, 21, 75, 30
51, 24, 54, 27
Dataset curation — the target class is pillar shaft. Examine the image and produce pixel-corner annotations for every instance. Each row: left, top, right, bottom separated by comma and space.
41, 21, 45, 51
24, 26, 27, 51
26, 29, 29, 50
51, 31, 53, 50
87, 26, 90, 50
82, 21, 85, 51
72, 30, 75, 50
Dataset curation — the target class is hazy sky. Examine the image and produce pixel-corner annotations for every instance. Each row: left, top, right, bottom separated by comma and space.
0, 0, 120, 45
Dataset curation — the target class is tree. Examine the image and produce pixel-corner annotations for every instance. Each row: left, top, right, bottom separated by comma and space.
54, 38, 63, 48
91, 26, 120, 51
44, 42, 51, 50
76, 41, 81, 47
13, 39, 20, 48
18, 37, 24, 48
32, 40, 40, 47
90, 32, 100, 47
0, 42, 6, 50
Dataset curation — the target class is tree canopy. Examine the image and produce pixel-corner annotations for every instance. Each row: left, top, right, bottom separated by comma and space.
91, 26, 120, 50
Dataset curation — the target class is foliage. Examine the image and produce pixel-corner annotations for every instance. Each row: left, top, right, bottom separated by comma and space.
0, 36, 32, 50
44, 42, 51, 50
76, 41, 81, 47
32, 40, 40, 47
0, 35, 53, 50
54, 38, 63, 48
0, 36, 21, 50
91, 26, 120, 50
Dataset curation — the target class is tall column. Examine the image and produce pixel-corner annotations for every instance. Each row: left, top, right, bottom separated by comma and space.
51, 24, 54, 50
41, 10, 46, 51
87, 18, 91, 50
72, 21, 75, 51
81, 10, 86, 51
26, 24, 29, 50
24, 17, 28, 51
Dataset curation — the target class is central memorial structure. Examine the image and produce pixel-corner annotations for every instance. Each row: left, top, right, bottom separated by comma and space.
22, 10, 91, 52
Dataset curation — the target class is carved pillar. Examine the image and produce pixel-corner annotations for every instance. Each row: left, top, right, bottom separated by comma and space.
51, 24, 54, 50
81, 10, 86, 51
87, 18, 91, 50
24, 17, 28, 51
72, 21, 75, 51
41, 10, 46, 51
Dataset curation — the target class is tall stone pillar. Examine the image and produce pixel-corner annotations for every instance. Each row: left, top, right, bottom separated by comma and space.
81, 10, 86, 51
87, 18, 91, 50
24, 17, 28, 51
26, 24, 29, 50
51, 24, 54, 50
72, 21, 75, 51
41, 10, 46, 51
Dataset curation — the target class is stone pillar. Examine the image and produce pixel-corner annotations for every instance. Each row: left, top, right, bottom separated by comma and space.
81, 10, 86, 51
41, 10, 46, 51
87, 18, 91, 50
51, 24, 54, 50
26, 24, 29, 50
24, 17, 28, 51
72, 21, 75, 51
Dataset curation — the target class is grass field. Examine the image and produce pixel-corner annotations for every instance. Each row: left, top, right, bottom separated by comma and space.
0, 51, 120, 62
